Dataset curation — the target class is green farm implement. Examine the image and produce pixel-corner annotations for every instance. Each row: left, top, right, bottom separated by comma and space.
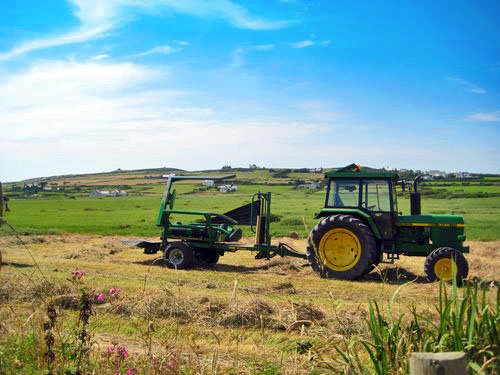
123, 175, 306, 269
125, 164, 470, 283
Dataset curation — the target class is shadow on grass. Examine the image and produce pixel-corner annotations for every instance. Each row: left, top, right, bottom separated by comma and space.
360, 267, 429, 284
1, 262, 34, 269
133, 257, 300, 274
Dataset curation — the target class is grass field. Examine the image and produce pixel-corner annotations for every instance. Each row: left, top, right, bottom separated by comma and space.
4, 181, 500, 240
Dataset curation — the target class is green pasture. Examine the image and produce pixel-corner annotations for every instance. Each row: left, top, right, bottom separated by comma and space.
3, 182, 499, 240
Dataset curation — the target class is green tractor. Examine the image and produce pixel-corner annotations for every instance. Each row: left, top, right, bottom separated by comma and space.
126, 164, 469, 284
306, 164, 469, 283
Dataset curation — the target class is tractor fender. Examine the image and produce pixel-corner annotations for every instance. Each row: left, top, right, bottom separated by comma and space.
313, 209, 382, 240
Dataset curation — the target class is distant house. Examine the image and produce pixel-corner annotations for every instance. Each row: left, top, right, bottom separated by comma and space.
297, 182, 321, 189
427, 170, 448, 178
218, 184, 237, 193
111, 189, 127, 196
308, 168, 323, 173
90, 190, 110, 197
455, 172, 471, 179
202, 180, 215, 187
24, 183, 42, 191
89, 190, 127, 197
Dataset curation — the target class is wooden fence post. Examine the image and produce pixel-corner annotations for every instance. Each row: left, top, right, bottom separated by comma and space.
410, 352, 467, 375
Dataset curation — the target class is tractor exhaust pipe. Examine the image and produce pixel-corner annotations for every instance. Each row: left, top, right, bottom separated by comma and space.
410, 176, 422, 216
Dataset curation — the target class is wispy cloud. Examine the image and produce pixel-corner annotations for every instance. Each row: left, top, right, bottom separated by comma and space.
291, 40, 314, 48
447, 77, 486, 94
0, 0, 294, 61
468, 111, 500, 122
1, 59, 326, 180
128, 45, 182, 59
231, 44, 276, 67
173, 40, 190, 46
91, 54, 110, 60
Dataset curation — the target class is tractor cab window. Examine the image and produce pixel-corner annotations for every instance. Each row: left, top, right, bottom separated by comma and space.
362, 180, 391, 212
327, 180, 359, 207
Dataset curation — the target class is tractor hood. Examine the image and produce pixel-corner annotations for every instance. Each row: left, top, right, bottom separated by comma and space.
396, 214, 465, 227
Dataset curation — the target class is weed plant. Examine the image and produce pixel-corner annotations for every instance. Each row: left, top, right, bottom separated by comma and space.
329, 280, 499, 375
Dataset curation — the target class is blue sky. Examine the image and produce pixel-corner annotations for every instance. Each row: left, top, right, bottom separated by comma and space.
1, 0, 499, 181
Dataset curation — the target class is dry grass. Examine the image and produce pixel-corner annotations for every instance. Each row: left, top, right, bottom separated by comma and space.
0, 234, 498, 373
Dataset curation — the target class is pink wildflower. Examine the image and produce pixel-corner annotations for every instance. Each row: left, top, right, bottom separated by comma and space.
126, 369, 136, 375
117, 346, 129, 359
166, 361, 176, 369
71, 270, 86, 278
96, 294, 106, 303
109, 287, 122, 295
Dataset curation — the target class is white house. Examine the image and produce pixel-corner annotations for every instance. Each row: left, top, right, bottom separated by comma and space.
89, 190, 127, 197
308, 168, 323, 173
202, 180, 215, 187
297, 182, 321, 189
218, 184, 238, 193
90, 190, 110, 197
427, 170, 448, 178
110, 190, 127, 196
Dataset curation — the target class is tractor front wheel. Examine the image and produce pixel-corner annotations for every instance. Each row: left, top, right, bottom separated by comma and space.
308, 214, 378, 280
165, 242, 194, 269
424, 247, 469, 284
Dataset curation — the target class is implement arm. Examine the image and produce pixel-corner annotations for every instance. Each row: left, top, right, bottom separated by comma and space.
156, 174, 236, 226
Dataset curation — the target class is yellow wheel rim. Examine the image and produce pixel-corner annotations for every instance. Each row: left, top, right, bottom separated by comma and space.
318, 228, 361, 271
434, 258, 454, 281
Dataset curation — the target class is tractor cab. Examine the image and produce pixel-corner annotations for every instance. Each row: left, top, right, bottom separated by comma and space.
321, 164, 399, 240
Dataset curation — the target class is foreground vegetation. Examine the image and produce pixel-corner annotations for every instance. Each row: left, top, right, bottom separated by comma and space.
0, 235, 498, 374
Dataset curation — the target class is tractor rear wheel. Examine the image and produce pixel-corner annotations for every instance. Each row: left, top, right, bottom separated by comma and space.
306, 238, 319, 272
424, 247, 469, 285
308, 215, 378, 280
165, 242, 194, 269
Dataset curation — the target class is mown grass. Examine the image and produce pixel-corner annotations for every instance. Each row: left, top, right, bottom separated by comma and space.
0, 235, 498, 374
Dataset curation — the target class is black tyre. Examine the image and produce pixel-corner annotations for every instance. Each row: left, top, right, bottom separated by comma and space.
308, 214, 378, 280
306, 238, 320, 272
164, 242, 194, 269
424, 247, 469, 284
196, 249, 220, 266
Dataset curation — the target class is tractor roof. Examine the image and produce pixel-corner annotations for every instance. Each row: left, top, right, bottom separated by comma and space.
325, 163, 399, 179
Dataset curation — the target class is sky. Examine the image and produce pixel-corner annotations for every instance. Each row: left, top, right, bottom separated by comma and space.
1, 0, 499, 181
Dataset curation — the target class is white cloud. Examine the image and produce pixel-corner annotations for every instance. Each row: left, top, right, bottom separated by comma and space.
173, 40, 190, 46
468, 111, 500, 122
0, 0, 293, 61
447, 77, 486, 94
128, 45, 181, 58
91, 54, 110, 60
319, 40, 331, 46
291, 40, 314, 48
0, 59, 326, 181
